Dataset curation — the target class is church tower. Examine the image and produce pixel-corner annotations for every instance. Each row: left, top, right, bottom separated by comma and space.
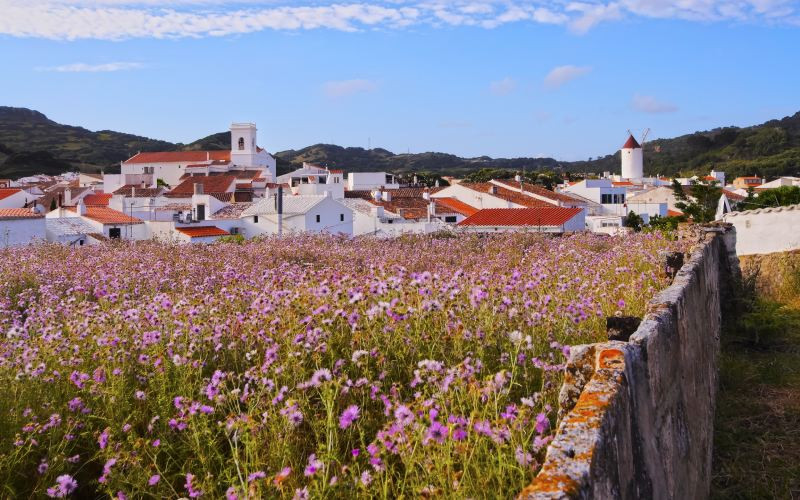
230, 123, 258, 166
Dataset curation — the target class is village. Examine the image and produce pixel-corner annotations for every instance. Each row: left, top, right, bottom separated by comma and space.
1, 121, 793, 247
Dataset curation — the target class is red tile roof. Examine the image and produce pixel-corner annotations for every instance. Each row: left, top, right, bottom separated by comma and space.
0, 208, 43, 220
167, 175, 237, 197
0, 188, 22, 201
124, 151, 231, 164
612, 181, 635, 187
492, 180, 584, 203
459, 183, 555, 208
176, 226, 229, 238
82, 193, 112, 206
434, 197, 479, 217
328, 169, 344, 174
458, 207, 583, 227
667, 209, 684, 217
66, 206, 143, 225
622, 135, 641, 149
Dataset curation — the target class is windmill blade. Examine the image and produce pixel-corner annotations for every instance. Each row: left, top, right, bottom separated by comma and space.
641, 128, 651, 144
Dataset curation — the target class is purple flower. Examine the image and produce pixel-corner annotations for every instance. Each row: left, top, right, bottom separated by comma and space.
515, 446, 533, 467
424, 421, 447, 445
98, 428, 110, 450
304, 454, 323, 477
148, 475, 160, 486
185, 473, 203, 498
351, 448, 360, 458
225, 486, 239, 500
247, 471, 266, 483
535, 413, 550, 435
46, 474, 77, 498
339, 405, 360, 429
293, 487, 309, 500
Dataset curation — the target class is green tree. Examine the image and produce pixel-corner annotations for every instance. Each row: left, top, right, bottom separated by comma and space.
756, 186, 800, 207
49, 198, 56, 211
624, 211, 644, 232
648, 214, 686, 232
673, 179, 723, 223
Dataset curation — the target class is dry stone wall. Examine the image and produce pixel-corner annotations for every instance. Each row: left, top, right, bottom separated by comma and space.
519, 227, 736, 500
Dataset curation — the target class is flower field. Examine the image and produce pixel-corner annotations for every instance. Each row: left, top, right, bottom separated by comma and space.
0, 233, 683, 498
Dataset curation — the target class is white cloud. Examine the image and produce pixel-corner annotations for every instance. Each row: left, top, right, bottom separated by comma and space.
632, 93, 678, 113
489, 77, 516, 96
323, 79, 377, 98
543, 65, 592, 89
0, 0, 795, 40
36, 61, 145, 72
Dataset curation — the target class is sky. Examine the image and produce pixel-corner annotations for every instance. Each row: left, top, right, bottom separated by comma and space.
0, 0, 799, 161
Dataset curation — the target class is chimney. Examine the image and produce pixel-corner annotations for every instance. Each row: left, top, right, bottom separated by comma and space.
76, 200, 87, 216
382, 190, 392, 202
413, 175, 418, 185
422, 189, 430, 201
194, 182, 204, 195
372, 190, 382, 202
141, 181, 146, 189
489, 185, 498, 195
64, 188, 72, 206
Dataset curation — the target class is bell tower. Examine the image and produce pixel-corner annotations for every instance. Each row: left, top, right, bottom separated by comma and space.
230, 123, 258, 166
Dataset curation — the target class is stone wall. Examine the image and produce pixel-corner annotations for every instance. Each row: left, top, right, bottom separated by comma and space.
519, 227, 736, 500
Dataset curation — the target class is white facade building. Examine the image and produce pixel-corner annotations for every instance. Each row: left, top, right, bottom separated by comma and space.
723, 204, 800, 256
346, 172, 399, 191
242, 195, 354, 236
121, 123, 277, 187
0, 209, 46, 246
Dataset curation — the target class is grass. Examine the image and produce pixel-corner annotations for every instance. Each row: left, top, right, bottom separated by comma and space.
711, 258, 800, 499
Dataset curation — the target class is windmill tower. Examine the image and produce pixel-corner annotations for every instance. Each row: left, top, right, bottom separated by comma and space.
620, 128, 649, 180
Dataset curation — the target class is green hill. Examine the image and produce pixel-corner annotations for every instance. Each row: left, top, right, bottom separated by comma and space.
1, 105, 799, 180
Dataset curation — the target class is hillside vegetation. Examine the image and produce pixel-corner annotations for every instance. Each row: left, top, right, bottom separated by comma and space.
1, 106, 799, 180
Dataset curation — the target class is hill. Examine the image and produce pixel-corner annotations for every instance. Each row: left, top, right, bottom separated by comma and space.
1, 105, 799, 180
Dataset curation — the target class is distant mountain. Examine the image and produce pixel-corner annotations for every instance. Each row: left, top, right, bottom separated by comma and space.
0, 107, 177, 178
1, 105, 799, 181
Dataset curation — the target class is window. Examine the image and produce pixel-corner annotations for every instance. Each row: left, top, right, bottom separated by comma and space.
444, 216, 457, 223
254, 215, 259, 223
340, 214, 344, 222
601, 194, 613, 204
238, 137, 245, 150
316, 214, 321, 223
196, 204, 206, 221
334, 177, 340, 184
109, 228, 121, 239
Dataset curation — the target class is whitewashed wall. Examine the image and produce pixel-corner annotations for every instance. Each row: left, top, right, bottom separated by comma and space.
0, 218, 46, 246
723, 204, 800, 256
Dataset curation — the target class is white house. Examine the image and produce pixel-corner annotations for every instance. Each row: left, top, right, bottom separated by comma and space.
242, 195, 353, 236
45, 218, 99, 246
46, 202, 147, 240
563, 179, 631, 216
0, 188, 35, 209
0, 209, 46, 246
278, 164, 345, 199
340, 197, 451, 237
121, 123, 277, 186
346, 172, 399, 191
755, 176, 800, 192
723, 204, 800, 256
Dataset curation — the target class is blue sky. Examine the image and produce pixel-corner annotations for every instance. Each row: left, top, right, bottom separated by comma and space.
1, 1, 799, 160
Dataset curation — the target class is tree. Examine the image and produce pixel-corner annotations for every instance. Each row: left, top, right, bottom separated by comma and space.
625, 212, 642, 232
673, 179, 723, 223
648, 214, 685, 232
756, 186, 800, 207
49, 198, 57, 211
624, 211, 644, 232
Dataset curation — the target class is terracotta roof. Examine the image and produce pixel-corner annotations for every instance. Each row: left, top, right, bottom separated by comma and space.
458, 207, 583, 227
345, 187, 445, 200
82, 193, 112, 206
459, 183, 555, 208
123, 151, 231, 164
65, 206, 143, 225
679, 185, 745, 202
622, 135, 641, 149
702, 176, 717, 181
434, 197, 479, 217
167, 175, 237, 197
0, 208, 43, 220
112, 185, 164, 197
0, 188, 22, 201
491, 180, 579, 203
612, 181, 635, 187
176, 226, 229, 238
667, 209, 684, 217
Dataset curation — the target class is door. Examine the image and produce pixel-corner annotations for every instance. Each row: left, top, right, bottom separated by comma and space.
109, 228, 121, 239
196, 204, 206, 221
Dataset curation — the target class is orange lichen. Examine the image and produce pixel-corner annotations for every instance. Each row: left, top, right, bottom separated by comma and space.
519, 471, 580, 496
597, 348, 625, 370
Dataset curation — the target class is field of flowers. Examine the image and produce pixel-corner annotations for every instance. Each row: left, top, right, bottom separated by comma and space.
0, 232, 684, 498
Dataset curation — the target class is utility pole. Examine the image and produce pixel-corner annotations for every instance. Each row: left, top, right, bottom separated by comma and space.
276, 186, 283, 237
